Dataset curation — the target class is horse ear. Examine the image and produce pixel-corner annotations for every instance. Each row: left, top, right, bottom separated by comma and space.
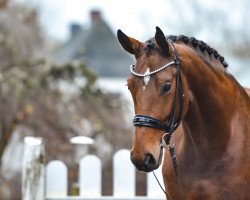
155, 26, 169, 56
117, 29, 142, 56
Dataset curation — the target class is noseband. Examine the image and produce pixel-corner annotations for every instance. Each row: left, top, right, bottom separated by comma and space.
131, 40, 185, 146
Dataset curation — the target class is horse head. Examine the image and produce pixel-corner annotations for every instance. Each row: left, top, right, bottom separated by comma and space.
117, 27, 190, 172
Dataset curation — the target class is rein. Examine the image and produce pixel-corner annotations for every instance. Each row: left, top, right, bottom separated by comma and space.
131, 40, 184, 200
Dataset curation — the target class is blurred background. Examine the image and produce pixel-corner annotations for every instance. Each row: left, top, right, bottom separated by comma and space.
0, 0, 249, 199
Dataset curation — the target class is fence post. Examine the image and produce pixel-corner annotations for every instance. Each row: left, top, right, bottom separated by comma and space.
46, 160, 68, 197
113, 149, 135, 197
79, 155, 101, 197
22, 136, 45, 200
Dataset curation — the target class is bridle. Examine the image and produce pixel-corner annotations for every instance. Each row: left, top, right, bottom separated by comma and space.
130, 40, 185, 200
130, 40, 185, 146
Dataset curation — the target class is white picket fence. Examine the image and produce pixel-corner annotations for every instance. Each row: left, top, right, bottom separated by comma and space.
22, 138, 166, 200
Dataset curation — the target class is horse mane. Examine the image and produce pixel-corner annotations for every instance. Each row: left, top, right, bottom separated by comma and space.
145, 35, 228, 69
167, 35, 228, 68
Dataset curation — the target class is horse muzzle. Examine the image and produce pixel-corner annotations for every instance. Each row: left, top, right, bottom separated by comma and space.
130, 148, 163, 172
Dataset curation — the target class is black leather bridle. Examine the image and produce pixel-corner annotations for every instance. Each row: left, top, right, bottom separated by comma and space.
131, 40, 185, 146
130, 39, 185, 199
130, 40, 185, 200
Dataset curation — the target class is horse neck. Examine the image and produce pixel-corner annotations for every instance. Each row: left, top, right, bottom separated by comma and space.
181, 51, 244, 160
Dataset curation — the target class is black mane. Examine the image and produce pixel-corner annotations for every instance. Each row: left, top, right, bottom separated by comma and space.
168, 35, 228, 68
145, 35, 228, 68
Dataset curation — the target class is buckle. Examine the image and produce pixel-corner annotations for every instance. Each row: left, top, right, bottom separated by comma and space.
160, 133, 174, 149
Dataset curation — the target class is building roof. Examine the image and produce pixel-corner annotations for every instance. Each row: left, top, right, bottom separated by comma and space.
53, 11, 133, 77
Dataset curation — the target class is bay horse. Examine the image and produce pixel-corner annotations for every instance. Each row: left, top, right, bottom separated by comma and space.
117, 27, 250, 199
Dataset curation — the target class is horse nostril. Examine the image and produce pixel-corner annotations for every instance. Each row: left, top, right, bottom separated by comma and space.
145, 153, 155, 165
144, 153, 156, 172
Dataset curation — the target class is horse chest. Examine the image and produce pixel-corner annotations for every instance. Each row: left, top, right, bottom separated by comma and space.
163, 152, 250, 199
183, 179, 249, 200
171, 170, 250, 199
184, 180, 217, 199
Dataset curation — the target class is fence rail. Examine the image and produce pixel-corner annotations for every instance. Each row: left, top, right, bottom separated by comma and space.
22, 138, 165, 200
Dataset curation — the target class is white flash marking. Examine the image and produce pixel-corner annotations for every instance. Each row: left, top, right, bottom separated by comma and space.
143, 68, 150, 88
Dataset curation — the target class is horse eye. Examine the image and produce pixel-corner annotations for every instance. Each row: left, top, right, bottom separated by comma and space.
162, 83, 172, 94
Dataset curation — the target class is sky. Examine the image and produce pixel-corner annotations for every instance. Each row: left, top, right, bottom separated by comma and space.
15, 0, 173, 41
15, 0, 227, 40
